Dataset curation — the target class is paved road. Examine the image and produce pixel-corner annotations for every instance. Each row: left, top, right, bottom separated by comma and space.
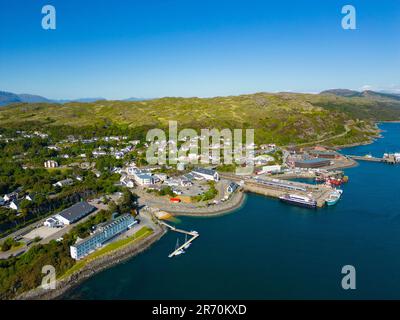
134, 180, 245, 216
0, 195, 122, 260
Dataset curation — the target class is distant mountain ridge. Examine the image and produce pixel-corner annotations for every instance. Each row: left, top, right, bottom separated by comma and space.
16, 94, 52, 103
0, 91, 21, 106
320, 88, 400, 101
0, 90, 147, 106
54, 97, 107, 104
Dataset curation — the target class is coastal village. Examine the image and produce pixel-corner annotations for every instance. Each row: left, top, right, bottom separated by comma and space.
0, 128, 399, 299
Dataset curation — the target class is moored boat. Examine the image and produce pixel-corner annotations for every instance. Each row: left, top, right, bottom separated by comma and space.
183, 234, 191, 249
325, 189, 343, 206
279, 194, 317, 209
170, 238, 185, 257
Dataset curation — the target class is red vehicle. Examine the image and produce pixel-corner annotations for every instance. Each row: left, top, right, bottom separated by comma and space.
328, 178, 342, 186
170, 198, 181, 203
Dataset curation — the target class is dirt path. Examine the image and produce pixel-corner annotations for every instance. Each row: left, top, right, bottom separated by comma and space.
280, 124, 351, 148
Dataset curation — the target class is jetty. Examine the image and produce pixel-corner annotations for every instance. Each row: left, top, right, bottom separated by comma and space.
219, 173, 332, 208
159, 221, 199, 257
243, 178, 330, 208
346, 155, 397, 164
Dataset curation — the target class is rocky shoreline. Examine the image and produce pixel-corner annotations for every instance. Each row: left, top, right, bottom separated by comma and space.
16, 225, 167, 300
14, 125, 385, 300
14, 189, 246, 300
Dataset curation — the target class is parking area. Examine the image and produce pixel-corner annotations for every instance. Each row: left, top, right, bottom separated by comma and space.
23, 225, 65, 240
174, 181, 210, 197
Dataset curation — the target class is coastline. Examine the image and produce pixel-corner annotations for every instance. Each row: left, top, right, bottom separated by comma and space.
12, 123, 389, 300
332, 122, 383, 149
334, 137, 380, 149
13, 190, 245, 300
16, 225, 167, 300
168, 190, 247, 218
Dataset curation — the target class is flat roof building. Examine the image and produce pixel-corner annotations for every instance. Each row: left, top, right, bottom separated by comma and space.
70, 214, 137, 260
308, 150, 339, 159
134, 173, 154, 185
192, 168, 220, 181
55, 201, 96, 225
294, 158, 331, 168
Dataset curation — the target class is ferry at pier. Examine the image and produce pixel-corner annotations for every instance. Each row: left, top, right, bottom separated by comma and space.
279, 194, 317, 209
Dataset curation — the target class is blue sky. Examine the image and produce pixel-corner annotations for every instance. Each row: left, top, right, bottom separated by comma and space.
0, 0, 399, 99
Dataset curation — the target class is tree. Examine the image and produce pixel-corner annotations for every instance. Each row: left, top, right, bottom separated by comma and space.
1, 238, 12, 252
108, 200, 119, 214
118, 189, 138, 214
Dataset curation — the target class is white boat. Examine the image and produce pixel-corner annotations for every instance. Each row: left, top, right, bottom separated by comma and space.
326, 189, 343, 206
183, 234, 191, 249
170, 238, 185, 257
279, 194, 317, 208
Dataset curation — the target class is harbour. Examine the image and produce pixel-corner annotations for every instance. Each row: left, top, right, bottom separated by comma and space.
221, 173, 344, 209
158, 221, 199, 258
346, 153, 400, 164
64, 123, 400, 300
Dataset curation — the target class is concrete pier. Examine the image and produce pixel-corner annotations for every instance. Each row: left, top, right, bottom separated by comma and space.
159, 221, 200, 257
220, 173, 332, 208
243, 180, 330, 208
346, 155, 397, 164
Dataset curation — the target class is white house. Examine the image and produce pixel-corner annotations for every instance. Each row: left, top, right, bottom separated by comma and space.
9, 200, 20, 211
44, 217, 62, 228
120, 175, 135, 188
93, 170, 101, 178
25, 194, 35, 201
227, 182, 239, 193
134, 173, 154, 186
130, 140, 140, 146
92, 150, 107, 157
154, 173, 168, 182
3, 192, 18, 202
180, 178, 192, 187
262, 165, 282, 174
53, 178, 74, 188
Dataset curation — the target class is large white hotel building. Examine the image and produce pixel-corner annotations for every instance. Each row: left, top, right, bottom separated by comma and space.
70, 214, 137, 260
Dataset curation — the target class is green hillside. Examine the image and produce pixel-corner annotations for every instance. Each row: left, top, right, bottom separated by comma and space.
1, 92, 399, 146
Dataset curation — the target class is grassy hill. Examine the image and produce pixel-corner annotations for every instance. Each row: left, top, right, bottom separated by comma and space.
1, 92, 399, 146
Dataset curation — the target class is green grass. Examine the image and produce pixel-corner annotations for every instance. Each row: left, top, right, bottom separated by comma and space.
1, 92, 396, 145
2, 242, 24, 253
59, 226, 153, 280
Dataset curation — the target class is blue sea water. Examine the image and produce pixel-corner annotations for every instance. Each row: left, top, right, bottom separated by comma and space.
66, 123, 400, 299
